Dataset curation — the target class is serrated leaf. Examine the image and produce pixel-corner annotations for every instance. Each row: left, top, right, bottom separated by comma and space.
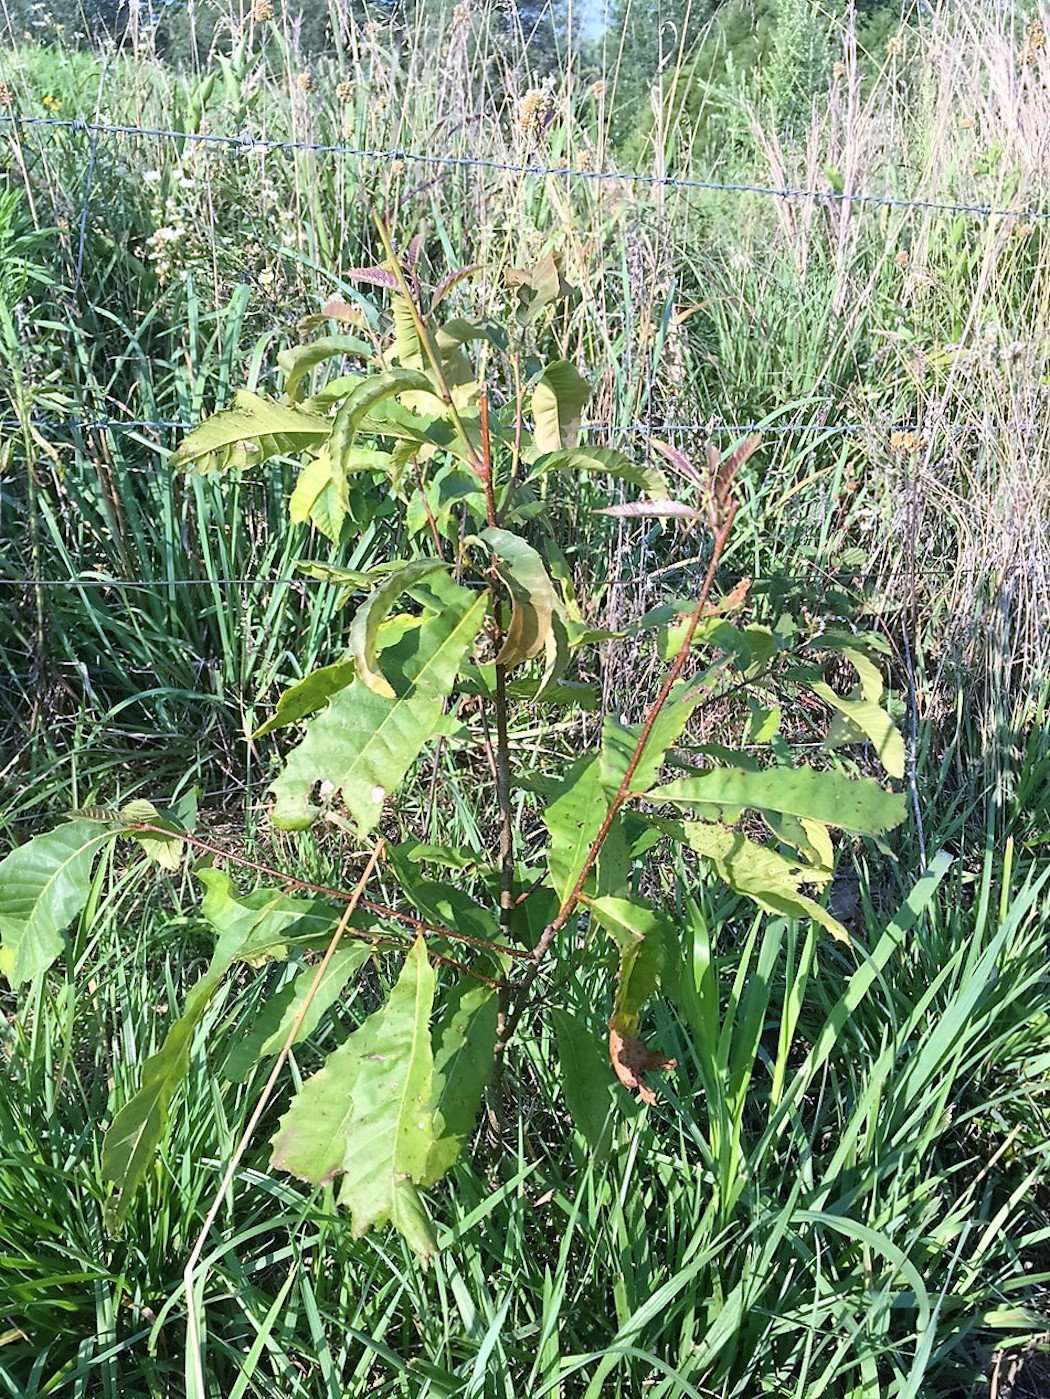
170, 390, 330, 475
684, 822, 849, 942
252, 658, 358, 738
530, 447, 669, 500
272, 938, 438, 1258
481, 527, 557, 669
544, 755, 608, 906
271, 584, 487, 831
531, 361, 591, 453
423, 973, 498, 1183
551, 1008, 621, 1159
223, 944, 372, 1082
652, 766, 907, 836
349, 560, 446, 699
278, 336, 371, 403
0, 820, 116, 986
197, 868, 340, 965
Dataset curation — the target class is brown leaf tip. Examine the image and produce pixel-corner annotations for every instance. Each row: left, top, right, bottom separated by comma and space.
608, 1025, 677, 1106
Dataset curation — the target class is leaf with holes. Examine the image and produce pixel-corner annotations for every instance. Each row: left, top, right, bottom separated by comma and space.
270, 582, 487, 831
171, 390, 330, 475
652, 766, 906, 836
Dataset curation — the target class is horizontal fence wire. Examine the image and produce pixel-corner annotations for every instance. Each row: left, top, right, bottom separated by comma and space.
0, 568, 958, 589
2, 112, 1049, 222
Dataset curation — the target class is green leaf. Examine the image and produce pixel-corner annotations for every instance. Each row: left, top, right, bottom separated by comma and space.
529, 447, 669, 499
223, 944, 372, 1082
196, 868, 340, 964
0, 820, 116, 986
551, 1008, 621, 1159
424, 973, 499, 1183
170, 390, 330, 475
586, 895, 669, 1035
119, 799, 185, 871
278, 335, 372, 403
543, 755, 608, 906
531, 361, 591, 453
330, 368, 440, 468
349, 560, 446, 699
598, 683, 700, 798
271, 582, 487, 831
807, 679, 905, 779
102, 873, 337, 1226
480, 527, 557, 669
652, 766, 907, 836
272, 938, 438, 1259
684, 822, 849, 943
252, 658, 358, 738
288, 450, 349, 543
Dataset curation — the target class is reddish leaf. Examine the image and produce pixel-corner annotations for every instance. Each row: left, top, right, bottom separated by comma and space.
608, 1025, 676, 1105
321, 295, 362, 324
650, 438, 704, 488
431, 263, 484, 311
344, 265, 399, 291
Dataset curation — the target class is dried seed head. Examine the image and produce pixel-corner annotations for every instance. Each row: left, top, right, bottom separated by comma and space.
885, 32, 905, 59
517, 87, 553, 140
295, 71, 314, 94
335, 79, 353, 103
895, 248, 910, 268
890, 430, 921, 455
0, 82, 13, 108
252, 0, 274, 20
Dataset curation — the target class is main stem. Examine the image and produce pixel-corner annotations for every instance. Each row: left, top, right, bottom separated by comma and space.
496, 503, 739, 1054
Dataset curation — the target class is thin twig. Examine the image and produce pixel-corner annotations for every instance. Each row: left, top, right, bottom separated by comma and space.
496, 503, 740, 1054
122, 820, 529, 963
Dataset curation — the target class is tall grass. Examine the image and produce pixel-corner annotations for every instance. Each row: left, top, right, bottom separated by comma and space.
1, 0, 1049, 1392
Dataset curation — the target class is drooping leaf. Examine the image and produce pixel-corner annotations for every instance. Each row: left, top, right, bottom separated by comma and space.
651, 766, 907, 836
529, 447, 669, 500
0, 820, 116, 986
587, 895, 670, 1037
543, 755, 608, 907
608, 1027, 676, 1107
531, 361, 591, 453
480, 527, 557, 669
170, 390, 330, 475
223, 944, 372, 1082
424, 973, 499, 1183
551, 1007, 622, 1158
506, 252, 574, 326
278, 336, 371, 403
252, 658, 358, 738
349, 560, 446, 699
536, 608, 571, 700
684, 822, 849, 942
271, 583, 487, 831
271, 938, 438, 1259
329, 368, 441, 471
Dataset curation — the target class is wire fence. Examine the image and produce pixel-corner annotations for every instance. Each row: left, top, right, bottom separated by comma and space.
3, 112, 1050, 222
